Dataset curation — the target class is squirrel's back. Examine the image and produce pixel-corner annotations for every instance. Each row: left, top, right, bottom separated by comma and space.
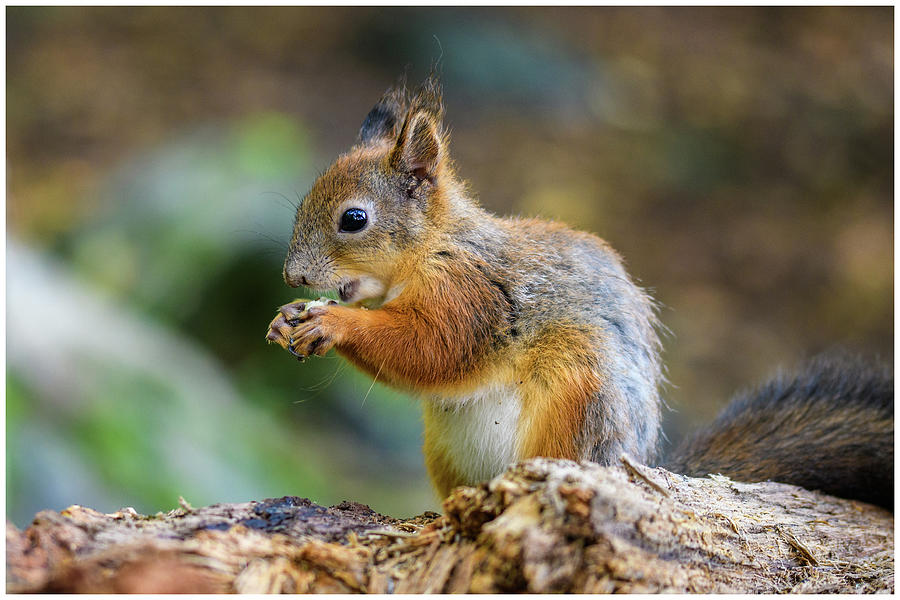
440, 213, 664, 465
665, 354, 893, 509
495, 217, 664, 464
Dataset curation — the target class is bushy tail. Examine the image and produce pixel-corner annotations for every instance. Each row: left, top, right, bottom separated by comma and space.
664, 354, 893, 509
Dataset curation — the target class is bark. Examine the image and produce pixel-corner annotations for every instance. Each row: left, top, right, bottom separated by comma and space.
6, 458, 893, 593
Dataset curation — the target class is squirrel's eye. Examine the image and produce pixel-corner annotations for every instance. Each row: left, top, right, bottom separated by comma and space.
339, 208, 368, 233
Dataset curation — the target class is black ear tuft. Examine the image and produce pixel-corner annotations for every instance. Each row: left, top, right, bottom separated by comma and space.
358, 81, 408, 144
359, 105, 398, 143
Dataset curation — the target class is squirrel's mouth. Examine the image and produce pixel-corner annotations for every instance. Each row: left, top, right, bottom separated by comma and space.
338, 280, 359, 303
335, 276, 394, 308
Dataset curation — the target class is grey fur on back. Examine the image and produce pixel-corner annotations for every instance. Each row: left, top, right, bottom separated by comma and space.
438, 205, 664, 465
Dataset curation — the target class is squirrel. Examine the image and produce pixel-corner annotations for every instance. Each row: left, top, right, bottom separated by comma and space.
266, 76, 893, 509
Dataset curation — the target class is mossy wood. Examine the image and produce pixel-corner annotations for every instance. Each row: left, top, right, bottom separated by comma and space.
7, 458, 893, 593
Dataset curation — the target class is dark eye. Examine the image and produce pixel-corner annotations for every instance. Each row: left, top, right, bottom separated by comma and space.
339, 208, 368, 233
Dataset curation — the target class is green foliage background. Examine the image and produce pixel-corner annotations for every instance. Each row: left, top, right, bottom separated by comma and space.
7, 7, 892, 526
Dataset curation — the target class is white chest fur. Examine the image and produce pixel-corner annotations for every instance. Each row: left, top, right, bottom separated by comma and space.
423, 383, 522, 485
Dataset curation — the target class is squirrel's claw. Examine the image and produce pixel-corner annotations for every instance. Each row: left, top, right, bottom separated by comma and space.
268, 298, 337, 361
288, 317, 335, 359
287, 341, 307, 362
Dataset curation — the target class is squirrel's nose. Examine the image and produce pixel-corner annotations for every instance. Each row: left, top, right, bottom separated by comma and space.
283, 268, 309, 288
283, 253, 317, 288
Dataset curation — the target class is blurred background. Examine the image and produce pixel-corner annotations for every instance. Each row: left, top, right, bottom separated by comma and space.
7, 6, 892, 527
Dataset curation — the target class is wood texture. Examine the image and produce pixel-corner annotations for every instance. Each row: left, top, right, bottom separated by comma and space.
7, 458, 893, 593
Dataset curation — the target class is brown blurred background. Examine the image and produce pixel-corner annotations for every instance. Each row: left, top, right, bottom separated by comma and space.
7, 6, 892, 526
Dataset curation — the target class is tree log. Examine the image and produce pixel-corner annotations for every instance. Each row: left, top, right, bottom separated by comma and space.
6, 458, 893, 593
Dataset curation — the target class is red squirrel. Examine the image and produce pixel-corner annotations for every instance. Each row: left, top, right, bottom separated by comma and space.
267, 76, 893, 509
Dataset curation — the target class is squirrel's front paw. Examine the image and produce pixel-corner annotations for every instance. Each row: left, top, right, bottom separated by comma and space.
266, 298, 339, 361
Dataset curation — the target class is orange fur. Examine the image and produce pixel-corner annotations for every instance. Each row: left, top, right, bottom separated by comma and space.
516, 325, 600, 460
318, 257, 512, 393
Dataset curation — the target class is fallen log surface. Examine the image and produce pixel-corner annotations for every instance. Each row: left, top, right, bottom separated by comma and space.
6, 458, 894, 593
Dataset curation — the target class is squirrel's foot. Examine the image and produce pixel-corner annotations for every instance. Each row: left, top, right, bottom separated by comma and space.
266, 298, 339, 361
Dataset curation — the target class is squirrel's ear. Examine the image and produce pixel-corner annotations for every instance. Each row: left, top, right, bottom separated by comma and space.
391, 112, 443, 181
358, 83, 407, 144
390, 76, 446, 181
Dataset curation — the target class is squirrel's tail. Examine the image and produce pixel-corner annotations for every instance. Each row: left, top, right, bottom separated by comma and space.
664, 354, 893, 510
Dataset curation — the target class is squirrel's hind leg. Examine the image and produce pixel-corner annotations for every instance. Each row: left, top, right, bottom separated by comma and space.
514, 325, 603, 461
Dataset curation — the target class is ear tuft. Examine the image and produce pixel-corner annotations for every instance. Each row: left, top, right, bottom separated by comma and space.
409, 73, 444, 122
358, 80, 408, 144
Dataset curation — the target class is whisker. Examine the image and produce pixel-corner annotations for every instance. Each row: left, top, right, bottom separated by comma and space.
233, 228, 289, 251
251, 248, 287, 259
362, 360, 386, 407
302, 358, 345, 392
321, 359, 348, 390
260, 190, 300, 212
292, 358, 347, 404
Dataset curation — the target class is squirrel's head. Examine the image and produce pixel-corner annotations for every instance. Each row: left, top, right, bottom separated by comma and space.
283, 76, 451, 306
